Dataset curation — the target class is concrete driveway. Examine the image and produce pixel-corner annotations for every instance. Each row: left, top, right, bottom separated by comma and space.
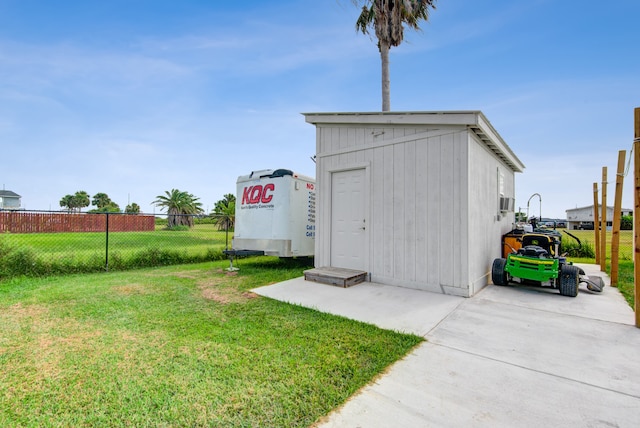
252, 264, 639, 427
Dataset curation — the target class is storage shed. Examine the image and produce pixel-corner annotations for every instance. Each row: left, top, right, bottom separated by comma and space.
303, 111, 525, 297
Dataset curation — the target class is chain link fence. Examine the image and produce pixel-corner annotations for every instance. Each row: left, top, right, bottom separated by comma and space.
558, 227, 634, 261
0, 210, 233, 279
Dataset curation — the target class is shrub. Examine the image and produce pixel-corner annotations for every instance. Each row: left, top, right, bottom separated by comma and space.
561, 239, 595, 258
2, 246, 35, 276
127, 247, 187, 267
164, 225, 190, 231
194, 216, 217, 225
205, 248, 226, 261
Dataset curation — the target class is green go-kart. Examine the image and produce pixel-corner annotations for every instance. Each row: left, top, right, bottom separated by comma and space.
491, 233, 604, 297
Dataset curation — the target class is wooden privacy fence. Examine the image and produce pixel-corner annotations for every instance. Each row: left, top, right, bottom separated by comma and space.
0, 211, 155, 233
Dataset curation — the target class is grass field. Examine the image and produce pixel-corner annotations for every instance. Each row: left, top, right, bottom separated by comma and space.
1, 223, 229, 259
0, 224, 232, 278
562, 229, 634, 260
0, 258, 423, 426
561, 229, 635, 307
1, 226, 636, 306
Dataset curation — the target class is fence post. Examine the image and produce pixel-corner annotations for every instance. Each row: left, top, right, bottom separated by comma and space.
225, 218, 230, 250
634, 107, 640, 328
105, 213, 110, 272
600, 167, 608, 272
610, 150, 626, 286
593, 183, 600, 264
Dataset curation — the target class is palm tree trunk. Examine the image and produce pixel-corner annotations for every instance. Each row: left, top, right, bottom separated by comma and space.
380, 42, 391, 111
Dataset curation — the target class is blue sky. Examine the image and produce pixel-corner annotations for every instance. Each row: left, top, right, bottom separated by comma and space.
1, 0, 638, 218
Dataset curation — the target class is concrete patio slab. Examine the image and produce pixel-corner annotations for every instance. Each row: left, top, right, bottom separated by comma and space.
253, 277, 465, 336
252, 263, 640, 427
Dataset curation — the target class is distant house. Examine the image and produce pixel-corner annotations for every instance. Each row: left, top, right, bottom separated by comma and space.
0, 190, 21, 210
566, 205, 632, 230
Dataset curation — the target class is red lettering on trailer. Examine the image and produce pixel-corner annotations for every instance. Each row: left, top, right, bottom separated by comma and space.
249, 186, 262, 204
241, 184, 276, 205
306, 183, 315, 190
261, 183, 274, 203
242, 186, 253, 204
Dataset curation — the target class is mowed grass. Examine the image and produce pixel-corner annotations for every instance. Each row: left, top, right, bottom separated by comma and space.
0, 224, 233, 278
563, 229, 635, 307
1, 224, 228, 260
562, 229, 634, 260
0, 258, 423, 427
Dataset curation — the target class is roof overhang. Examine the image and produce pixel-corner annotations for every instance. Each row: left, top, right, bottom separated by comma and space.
303, 111, 525, 173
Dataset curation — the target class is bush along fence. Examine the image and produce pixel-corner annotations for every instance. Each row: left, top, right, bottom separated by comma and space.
0, 210, 233, 280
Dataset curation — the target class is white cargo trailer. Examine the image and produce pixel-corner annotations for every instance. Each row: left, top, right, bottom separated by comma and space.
231, 169, 316, 258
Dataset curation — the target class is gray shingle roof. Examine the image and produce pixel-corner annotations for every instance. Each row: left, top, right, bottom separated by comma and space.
0, 190, 21, 198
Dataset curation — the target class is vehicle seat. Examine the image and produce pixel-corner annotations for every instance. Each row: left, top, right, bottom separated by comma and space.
518, 245, 549, 257
521, 234, 555, 256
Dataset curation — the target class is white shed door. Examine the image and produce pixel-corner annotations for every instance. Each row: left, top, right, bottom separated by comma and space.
331, 169, 367, 271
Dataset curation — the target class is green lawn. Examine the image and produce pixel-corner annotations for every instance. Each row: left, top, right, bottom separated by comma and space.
0, 258, 423, 427
0, 224, 232, 278
1, 223, 229, 259
563, 229, 635, 307
610, 260, 635, 308
562, 229, 634, 260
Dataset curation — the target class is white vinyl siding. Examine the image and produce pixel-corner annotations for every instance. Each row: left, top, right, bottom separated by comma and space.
306, 111, 523, 297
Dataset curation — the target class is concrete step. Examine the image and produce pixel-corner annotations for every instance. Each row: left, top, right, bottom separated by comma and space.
303, 267, 368, 288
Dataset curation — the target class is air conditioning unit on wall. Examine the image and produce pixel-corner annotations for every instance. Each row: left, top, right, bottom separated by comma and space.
499, 196, 515, 213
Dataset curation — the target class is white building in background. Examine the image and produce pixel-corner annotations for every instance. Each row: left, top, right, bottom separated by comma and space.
0, 190, 21, 210
303, 111, 524, 297
566, 205, 632, 230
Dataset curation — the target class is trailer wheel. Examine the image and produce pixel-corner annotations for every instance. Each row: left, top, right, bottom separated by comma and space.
491, 258, 508, 286
559, 265, 579, 297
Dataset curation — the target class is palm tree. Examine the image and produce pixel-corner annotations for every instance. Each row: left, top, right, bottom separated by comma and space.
212, 193, 236, 231
354, 0, 437, 111
92, 192, 112, 209
59, 194, 74, 212
73, 191, 90, 212
152, 189, 203, 228
125, 202, 141, 214
59, 191, 91, 212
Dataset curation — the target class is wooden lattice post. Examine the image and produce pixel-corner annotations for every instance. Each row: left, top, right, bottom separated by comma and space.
611, 151, 626, 286
600, 167, 608, 271
593, 183, 600, 265
634, 107, 640, 328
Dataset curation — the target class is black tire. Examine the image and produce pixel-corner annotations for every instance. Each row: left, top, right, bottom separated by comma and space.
491, 258, 508, 286
559, 265, 579, 297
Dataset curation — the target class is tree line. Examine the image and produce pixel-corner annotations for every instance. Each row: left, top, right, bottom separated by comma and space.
59, 189, 235, 231
59, 191, 140, 214
151, 189, 235, 231
151, 189, 202, 227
